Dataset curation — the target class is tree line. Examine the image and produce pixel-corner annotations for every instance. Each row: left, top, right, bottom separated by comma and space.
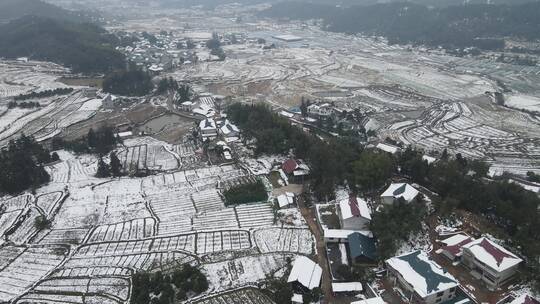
103, 68, 154, 97
52, 126, 120, 155
14, 88, 73, 101
8, 101, 40, 109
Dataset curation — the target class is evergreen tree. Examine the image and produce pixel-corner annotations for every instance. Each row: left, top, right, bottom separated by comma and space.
96, 157, 111, 178
87, 128, 97, 149
110, 152, 122, 177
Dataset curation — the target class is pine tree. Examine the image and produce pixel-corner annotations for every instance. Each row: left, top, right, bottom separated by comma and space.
87, 128, 97, 149
96, 157, 110, 178
110, 152, 122, 177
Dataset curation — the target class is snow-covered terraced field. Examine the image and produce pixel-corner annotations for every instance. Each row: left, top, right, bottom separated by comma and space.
194, 288, 275, 304
254, 228, 314, 255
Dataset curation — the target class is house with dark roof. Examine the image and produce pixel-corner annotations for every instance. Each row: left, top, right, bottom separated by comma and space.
348, 232, 377, 265
281, 158, 310, 183
199, 118, 218, 140
386, 251, 458, 304
338, 196, 371, 230
461, 237, 522, 290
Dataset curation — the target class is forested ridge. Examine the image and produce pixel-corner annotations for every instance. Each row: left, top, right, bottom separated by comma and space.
261, 1, 540, 50
0, 16, 125, 74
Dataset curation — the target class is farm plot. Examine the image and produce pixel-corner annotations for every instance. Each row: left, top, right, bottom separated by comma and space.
0, 194, 32, 237
147, 190, 196, 235
192, 189, 225, 213
202, 254, 290, 292
87, 217, 156, 242
35, 191, 64, 216
0, 246, 67, 302
51, 266, 133, 278
16, 293, 120, 304
254, 228, 314, 255
173, 141, 201, 169
26, 277, 130, 303
192, 208, 239, 231
36, 228, 91, 245
193, 288, 275, 304
7, 206, 42, 245
0, 246, 25, 269
235, 203, 275, 229
196, 230, 251, 255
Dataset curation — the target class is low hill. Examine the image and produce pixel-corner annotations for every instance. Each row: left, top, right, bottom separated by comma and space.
0, 15, 125, 74
0, 0, 86, 23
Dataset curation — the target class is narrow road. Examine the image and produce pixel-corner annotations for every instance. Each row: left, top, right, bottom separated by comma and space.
297, 189, 336, 304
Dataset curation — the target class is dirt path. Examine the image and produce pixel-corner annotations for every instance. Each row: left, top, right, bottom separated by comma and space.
297, 191, 336, 304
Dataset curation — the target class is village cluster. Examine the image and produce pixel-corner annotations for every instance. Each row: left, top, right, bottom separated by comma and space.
0, 2, 539, 304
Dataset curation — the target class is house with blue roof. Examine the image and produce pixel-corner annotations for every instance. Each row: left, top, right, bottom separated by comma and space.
348, 232, 377, 265
386, 250, 458, 304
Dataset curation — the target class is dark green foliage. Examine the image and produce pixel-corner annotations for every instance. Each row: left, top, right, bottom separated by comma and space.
527, 171, 540, 183
206, 33, 226, 60
262, 278, 293, 304
175, 84, 193, 105
261, 1, 540, 50
223, 179, 268, 206
14, 88, 73, 101
96, 157, 111, 178
0, 134, 52, 194
352, 150, 395, 191
0, 16, 125, 74
54, 126, 119, 155
109, 152, 122, 177
130, 265, 208, 304
156, 77, 179, 95
226, 103, 361, 200
51, 152, 60, 162
103, 69, 154, 97
303, 287, 322, 304
370, 198, 427, 259
7, 101, 40, 109
34, 215, 51, 230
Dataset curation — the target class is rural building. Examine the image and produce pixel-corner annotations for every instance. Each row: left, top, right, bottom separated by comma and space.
199, 118, 218, 140
338, 196, 371, 230
461, 237, 522, 290
506, 294, 540, 304
376, 143, 400, 154
323, 229, 372, 243
219, 119, 240, 141
348, 232, 377, 264
276, 192, 295, 209
179, 101, 195, 112
287, 256, 323, 291
307, 103, 333, 118
437, 234, 474, 262
386, 250, 458, 304
332, 282, 363, 294
380, 183, 419, 205
281, 159, 310, 182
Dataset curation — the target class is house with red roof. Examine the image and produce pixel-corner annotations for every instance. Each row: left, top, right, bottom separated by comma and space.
437, 234, 474, 262
281, 158, 310, 183
461, 237, 523, 290
338, 196, 372, 230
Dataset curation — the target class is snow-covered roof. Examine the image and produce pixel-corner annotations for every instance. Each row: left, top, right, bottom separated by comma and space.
279, 110, 295, 118
509, 294, 540, 304
381, 183, 419, 202
440, 234, 474, 257
332, 282, 363, 292
324, 229, 373, 239
277, 192, 294, 208
220, 119, 240, 135
287, 256, 322, 290
223, 151, 232, 160
116, 131, 133, 138
291, 294, 303, 303
386, 250, 458, 298
351, 297, 386, 304
423, 155, 437, 164
339, 196, 371, 220
199, 118, 217, 130
376, 143, 400, 154
462, 237, 522, 272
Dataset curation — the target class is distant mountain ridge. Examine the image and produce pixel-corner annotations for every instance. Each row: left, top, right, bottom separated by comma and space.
261, 1, 540, 50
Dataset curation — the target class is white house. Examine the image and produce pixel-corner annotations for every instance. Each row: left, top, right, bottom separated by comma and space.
199, 118, 218, 140
386, 250, 458, 304
219, 119, 240, 141
287, 256, 322, 290
338, 196, 371, 230
380, 183, 419, 205
276, 192, 295, 209
351, 297, 386, 304
307, 103, 333, 118
461, 237, 522, 290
